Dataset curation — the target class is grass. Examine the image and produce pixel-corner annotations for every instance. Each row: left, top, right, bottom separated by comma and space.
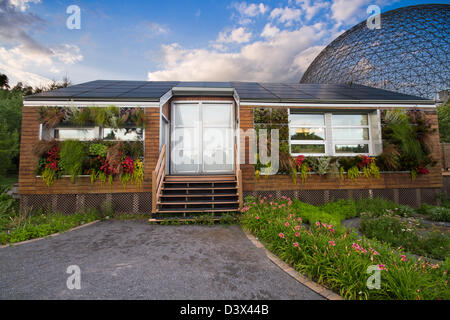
0, 207, 100, 245
239, 196, 450, 300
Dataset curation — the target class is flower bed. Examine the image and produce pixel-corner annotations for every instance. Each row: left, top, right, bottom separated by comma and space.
240, 196, 449, 300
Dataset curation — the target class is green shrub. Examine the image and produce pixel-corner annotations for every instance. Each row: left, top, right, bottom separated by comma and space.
59, 140, 87, 182
426, 207, 450, 222
360, 212, 449, 260
355, 197, 412, 217
0, 208, 99, 245
240, 197, 449, 300
320, 199, 357, 219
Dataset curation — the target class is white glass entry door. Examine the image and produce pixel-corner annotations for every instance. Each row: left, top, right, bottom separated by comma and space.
171, 102, 234, 174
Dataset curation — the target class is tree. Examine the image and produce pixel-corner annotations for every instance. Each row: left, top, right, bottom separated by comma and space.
437, 101, 450, 143
0, 120, 19, 175
0, 73, 9, 90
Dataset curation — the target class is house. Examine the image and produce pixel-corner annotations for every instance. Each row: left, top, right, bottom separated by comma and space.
19, 80, 443, 216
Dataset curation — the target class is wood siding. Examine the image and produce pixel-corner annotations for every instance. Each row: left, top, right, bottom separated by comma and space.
238, 106, 443, 191
18, 107, 161, 194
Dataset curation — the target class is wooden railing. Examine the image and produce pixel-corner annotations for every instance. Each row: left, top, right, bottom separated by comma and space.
235, 143, 243, 208
152, 144, 166, 213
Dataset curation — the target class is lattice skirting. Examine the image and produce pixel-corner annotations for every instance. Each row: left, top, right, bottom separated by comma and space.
244, 187, 446, 208
19, 182, 449, 214
20, 193, 152, 214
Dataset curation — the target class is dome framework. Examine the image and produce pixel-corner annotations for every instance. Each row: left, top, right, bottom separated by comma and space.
300, 4, 449, 100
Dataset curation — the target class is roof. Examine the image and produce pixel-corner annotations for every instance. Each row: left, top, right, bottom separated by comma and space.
24, 80, 433, 104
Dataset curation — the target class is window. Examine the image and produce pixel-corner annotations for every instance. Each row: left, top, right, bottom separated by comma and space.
332, 114, 370, 155
53, 128, 97, 141
289, 111, 326, 156
289, 110, 376, 156
103, 128, 143, 141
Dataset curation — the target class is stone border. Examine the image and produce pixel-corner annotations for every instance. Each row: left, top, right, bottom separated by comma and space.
242, 228, 343, 301
0, 220, 100, 249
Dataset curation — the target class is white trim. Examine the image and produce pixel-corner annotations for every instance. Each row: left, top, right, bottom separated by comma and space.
240, 102, 435, 108
172, 87, 234, 93
23, 100, 160, 108
159, 89, 173, 107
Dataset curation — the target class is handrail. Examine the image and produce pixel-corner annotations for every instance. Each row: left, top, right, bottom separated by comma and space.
152, 144, 166, 213
235, 143, 243, 208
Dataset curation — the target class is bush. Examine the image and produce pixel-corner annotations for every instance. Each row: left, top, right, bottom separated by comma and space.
240, 197, 449, 300
417, 204, 450, 222
360, 212, 449, 260
355, 197, 413, 217
320, 199, 358, 219
0, 208, 100, 245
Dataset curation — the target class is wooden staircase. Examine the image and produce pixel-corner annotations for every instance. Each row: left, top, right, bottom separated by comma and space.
156, 175, 240, 215
152, 144, 243, 217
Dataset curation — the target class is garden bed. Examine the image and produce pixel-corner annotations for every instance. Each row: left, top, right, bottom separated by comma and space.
239, 196, 449, 300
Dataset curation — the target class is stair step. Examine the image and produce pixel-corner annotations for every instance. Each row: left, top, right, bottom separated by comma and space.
157, 207, 240, 213
161, 193, 238, 197
162, 187, 237, 191
158, 200, 239, 205
165, 175, 235, 182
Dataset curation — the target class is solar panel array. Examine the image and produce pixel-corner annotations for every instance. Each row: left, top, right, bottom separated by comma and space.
25, 80, 429, 102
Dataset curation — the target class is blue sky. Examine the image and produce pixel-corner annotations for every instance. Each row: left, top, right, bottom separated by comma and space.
0, 0, 447, 86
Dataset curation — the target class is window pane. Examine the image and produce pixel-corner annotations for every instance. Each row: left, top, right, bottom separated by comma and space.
290, 113, 324, 126
174, 104, 199, 126
103, 128, 143, 141
290, 128, 325, 140
55, 128, 96, 140
332, 114, 368, 126
333, 128, 369, 140
291, 144, 325, 154
335, 144, 369, 153
203, 104, 231, 126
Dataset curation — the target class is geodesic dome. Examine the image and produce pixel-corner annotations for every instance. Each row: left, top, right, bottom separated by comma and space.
300, 4, 450, 100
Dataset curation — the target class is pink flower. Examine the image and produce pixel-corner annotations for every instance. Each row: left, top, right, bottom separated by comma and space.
297, 217, 303, 222
401, 255, 407, 262
330, 228, 335, 233
259, 199, 264, 204
278, 233, 285, 238
255, 216, 260, 220
293, 242, 299, 247
285, 222, 290, 227
295, 225, 301, 230
294, 232, 300, 237
315, 221, 320, 227
329, 241, 336, 247
377, 264, 387, 271
269, 194, 273, 198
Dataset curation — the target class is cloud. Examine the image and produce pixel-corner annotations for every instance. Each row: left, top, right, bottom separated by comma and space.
148, 24, 329, 82
330, 0, 371, 25
231, 2, 269, 25
260, 23, 280, 38
0, 0, 83, 87
270, 7, 302, 26
8, 0, 40, 12
217, 27, 252, 44
295, 0, 330, 21
138, 21, 169, 38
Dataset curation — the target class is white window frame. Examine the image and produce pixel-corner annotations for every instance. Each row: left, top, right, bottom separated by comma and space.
289, 111, 327, 156
288, 110, 375, 157
101, 127, 144, 142
331, 113, 371, 156
51, 126, 100, 141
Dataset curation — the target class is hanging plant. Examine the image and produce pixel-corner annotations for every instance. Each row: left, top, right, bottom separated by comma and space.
38, 107, 65, 128
59, 140, 87, 183
133, 159, 144, 187
347, 166, 360, 179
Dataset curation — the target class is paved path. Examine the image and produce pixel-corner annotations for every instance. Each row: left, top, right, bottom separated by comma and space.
0, 221, 323, 300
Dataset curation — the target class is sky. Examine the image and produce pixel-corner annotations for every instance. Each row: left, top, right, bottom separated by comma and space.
0, 0, 447, 87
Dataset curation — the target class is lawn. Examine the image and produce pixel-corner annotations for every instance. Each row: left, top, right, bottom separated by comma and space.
239, 195, 450, 300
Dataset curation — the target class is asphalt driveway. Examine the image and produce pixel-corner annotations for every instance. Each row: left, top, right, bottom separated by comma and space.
0, 220, 323, 300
